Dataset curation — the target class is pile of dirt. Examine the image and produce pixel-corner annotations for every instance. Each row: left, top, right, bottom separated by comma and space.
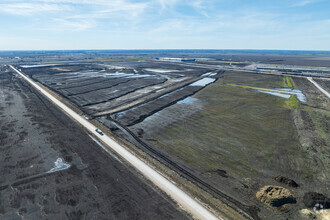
303, 192, 330, 209
300, 209, 330, 220
256, 185, 296, 207
318, 210, 330, 220
299, 209, 317, 219
273, 175, 299, 188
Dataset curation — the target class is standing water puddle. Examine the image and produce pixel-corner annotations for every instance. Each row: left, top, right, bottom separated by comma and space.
177, 97, 198, 104
201, 72, 217, 77
276, 88, 307, 102
258, 90, 291, 99
190, 78, 216, 87
257, 88, 306, 102
47, 158, 70, 173
145, 69, 174, 73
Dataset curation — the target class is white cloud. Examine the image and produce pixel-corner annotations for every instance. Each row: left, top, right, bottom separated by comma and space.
293, 0, 322, 6
96, 1, 149, 18
49, 18, 95, 31
189, 0, 210, 17
0, 0, 150, 32
0, 0, 149, 17
0, 3, 70, 15
155, 0, 178, 10
149, 10, 283, 37
1, 0, 329, 50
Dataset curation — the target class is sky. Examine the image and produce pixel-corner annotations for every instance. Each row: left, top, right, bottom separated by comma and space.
0, 0, 329, 50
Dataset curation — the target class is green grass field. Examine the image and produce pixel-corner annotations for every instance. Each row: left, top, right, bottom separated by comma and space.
149, 72, 316, 182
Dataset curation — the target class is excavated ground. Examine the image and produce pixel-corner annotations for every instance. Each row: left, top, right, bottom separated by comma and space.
0, 71, 190, 220
15, 58, 329, 220
20, 63, 218, 122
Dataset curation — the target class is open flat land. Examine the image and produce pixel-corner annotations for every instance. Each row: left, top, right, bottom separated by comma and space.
1, 50, 330, 220
131, 71, 329, 219
0, 70, 190, 219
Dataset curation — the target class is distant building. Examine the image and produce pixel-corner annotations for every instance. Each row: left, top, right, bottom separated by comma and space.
156, 57, 195, 62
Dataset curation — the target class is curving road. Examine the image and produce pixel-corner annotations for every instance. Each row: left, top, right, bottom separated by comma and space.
9, 65, 220, 220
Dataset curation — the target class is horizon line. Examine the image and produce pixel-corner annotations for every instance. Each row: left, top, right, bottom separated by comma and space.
1, 49, 330, 52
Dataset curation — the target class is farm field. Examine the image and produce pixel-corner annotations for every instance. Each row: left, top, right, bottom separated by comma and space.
131, 71, 330, 219
4, 51, 330, 220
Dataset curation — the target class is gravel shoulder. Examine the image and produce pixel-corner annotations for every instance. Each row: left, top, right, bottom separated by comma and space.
0, 71, 190, 220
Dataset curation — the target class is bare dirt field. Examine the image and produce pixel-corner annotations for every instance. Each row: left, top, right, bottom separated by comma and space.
5, 51, 329, 219
19, 63, 221, 123
0, 71, 190, 219
314, 79, 330, 92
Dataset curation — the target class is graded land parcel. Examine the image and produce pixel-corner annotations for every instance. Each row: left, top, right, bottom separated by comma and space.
2, 51, 330, 220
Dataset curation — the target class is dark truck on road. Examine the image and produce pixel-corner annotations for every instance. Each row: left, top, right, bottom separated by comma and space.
95, 128, 104, 136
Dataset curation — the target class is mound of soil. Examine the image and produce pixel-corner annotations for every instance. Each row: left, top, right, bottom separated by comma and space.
256, 185, 296, 207
303, 192, 330, 209
273, 175, 299, 188
299, 209, 317, 219
300, 209, 330, 220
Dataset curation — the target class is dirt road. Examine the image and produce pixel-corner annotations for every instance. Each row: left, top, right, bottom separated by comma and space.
9, 65, 220, 220
0, 70, 190, 219
307, 77, 330, 98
